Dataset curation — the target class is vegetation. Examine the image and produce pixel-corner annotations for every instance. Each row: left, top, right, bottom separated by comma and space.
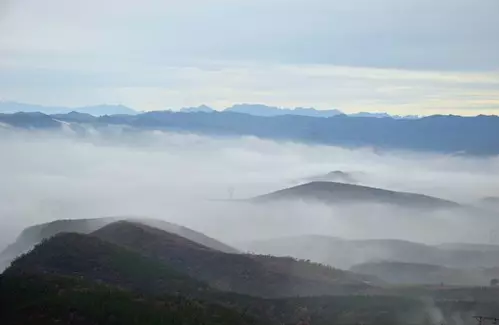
6, 232, 209, 296
92, 221, 373, 297
3, 221, 499, 325
0, 273, 265, 325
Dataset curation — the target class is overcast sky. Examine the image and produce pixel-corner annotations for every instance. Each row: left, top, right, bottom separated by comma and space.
0, 0, 498, 115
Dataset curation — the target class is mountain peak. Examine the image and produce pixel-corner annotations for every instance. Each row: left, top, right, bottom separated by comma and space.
225, 104, 343, 117
180, 105, 215, 113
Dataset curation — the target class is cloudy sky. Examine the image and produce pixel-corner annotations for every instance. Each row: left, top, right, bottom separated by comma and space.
0, 0, 498, 115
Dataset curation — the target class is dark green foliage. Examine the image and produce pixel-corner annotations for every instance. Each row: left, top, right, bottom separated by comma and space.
4, 224, 499, 325
6, 232, 209, 296
0, 273, 264, 325
93, 221, 373, 297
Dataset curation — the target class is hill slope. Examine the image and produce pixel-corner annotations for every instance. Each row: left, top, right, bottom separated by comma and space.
5, 232, 208, 295
0, 217, 237, 271
0, 272, 264, 325
242, 235, 436, 269
3, 225, 498, 325
252, 181, 459, 209
350, 261, 485, 286
93, 221, 374, 297
242, 235, 499, 271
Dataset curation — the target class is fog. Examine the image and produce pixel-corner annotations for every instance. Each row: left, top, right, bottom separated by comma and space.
1, 128, 499, 252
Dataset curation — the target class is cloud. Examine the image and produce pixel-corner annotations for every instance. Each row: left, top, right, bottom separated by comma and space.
1, 129, 499, 250
0, 0, 498, 113
2, 61, 498, 115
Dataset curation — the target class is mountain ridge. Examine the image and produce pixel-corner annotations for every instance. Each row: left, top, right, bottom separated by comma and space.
92, 221, 375, 297
252, 181, 460, 210
2, 110, 498, 154
0, 217, 238, 272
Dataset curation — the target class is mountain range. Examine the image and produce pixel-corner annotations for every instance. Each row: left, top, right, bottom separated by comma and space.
0, 101, 137, 116
1, 101, 419, 118
0, 217, 237, 272
1, 110, 499, 155
3, 217, 499, 325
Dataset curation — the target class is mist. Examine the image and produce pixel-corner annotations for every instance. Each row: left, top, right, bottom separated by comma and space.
1, 127, 499, 253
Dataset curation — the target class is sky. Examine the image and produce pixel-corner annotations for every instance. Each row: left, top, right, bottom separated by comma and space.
0, 0, 498, 115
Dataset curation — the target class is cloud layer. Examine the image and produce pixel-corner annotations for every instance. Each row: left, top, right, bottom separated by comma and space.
1, 129, 499, 250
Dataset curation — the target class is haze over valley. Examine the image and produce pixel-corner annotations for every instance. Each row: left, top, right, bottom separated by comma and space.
2, 0, 499, 324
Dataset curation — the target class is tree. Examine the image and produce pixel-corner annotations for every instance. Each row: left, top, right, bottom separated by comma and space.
490, 278, 499, 287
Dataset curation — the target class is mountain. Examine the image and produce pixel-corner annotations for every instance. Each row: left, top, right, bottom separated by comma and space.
349, 112, 419, 119
0, 218, 115, 271
252, 181, 460, 210
224, 105, 421, 119
2, 110, 499, 155
299, 170, 359, 184
131, 218, 238, 254
241, 235, 499, 271
4, 232, 209, 295
4, 222, 499, 325
93, 221, 374, 297
241, 235, 437, 270
0, 272, 267, 325
180, 105, 215, 113
225, 104, 343, 117
479, 197, 499, 210
0, 217, 238, 272
2, 111, 499, 154
350, 261, 486, 286
51, 111, 98, 123
0, 101, 136, 116
0, 112, 62, 128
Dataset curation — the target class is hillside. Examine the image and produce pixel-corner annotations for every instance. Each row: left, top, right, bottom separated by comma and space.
0, 217, 237, 271
3, 224, 499, 325
5, 232, 208, 296
0, 272, 264, 325
0, 218, 115, 271
93, 221, 374, 297
242, 235, 436, 269
350, 261, 486, 286
131, 218, 238, 253
242, 235, 499, 270
252, 181, 460, 210
2, 111, 499, 154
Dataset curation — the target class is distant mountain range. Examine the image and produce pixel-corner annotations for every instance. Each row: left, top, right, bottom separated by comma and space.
0, 101, 137, 116
180, 103, 419, 119
223, 104, 344, 117
1, 110, 499, 155
1, 101, 419, 119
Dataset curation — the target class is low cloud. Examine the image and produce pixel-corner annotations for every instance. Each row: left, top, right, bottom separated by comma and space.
1, 129, 499, 250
